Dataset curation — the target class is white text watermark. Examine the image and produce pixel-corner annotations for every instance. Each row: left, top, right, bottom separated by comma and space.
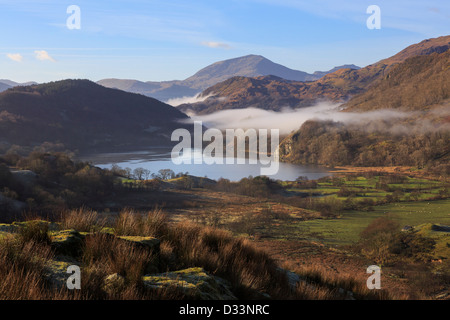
171, 121, 280, 176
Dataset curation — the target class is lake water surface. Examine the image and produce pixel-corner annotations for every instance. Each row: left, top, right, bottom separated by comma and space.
80, 147, 331, 181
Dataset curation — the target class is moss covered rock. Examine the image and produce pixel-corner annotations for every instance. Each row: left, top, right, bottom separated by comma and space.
51, 229, 85, 257
117, 236, 160, 253
118, 236, 161, 273
44, 257, 80, 289
0, 223, 19, 234
102, 273, 126, 294
99, 227, 115, 235
142, 267, 237, 300
13, 220, 60, 231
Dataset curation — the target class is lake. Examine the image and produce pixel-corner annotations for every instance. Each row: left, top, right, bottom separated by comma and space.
79, 147, 331, 181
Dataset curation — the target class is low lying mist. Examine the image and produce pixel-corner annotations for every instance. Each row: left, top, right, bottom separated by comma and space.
182, 102, 442, 135
166, 93, 214, 106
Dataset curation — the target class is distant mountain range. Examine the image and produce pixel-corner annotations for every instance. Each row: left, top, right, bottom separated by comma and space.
0, 80, 38, 93
0, 80, 190, 153
0, 35, 448, 158
0, 82, 10, 93
97, 55, 359, 102
179, 35, 450, 115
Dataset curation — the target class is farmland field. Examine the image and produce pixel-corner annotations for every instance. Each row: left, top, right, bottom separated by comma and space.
291, 199, 450, 245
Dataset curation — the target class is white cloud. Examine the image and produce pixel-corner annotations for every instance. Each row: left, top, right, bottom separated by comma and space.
34, 50, 56, 62
6, 53, 23, 62
201, 41, 231, 49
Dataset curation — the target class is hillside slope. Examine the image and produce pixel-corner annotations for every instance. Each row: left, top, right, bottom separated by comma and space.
343, 50, 450, 112
276, 49, 450, 169
177, 75, 355, 114
180, 36, 450, 114
0, 80, 190, 153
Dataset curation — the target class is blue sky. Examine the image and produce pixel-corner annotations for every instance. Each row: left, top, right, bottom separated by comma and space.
0, 0, 449, 83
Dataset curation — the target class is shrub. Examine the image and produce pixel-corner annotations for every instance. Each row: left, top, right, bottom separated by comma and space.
60, 208, 103, 232
360, 217, 399, 240
82, 233, 155, 286
112, 208, 168, 238
18, 221, 51, 245
390, 232, 436, 262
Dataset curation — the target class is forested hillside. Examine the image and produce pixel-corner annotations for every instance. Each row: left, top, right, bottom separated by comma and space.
0, 80, 190, 154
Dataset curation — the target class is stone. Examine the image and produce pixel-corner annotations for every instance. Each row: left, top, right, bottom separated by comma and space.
117, 235, 160, 253
431, 224, 450, 232
117, 235, 161, 272
142, 267, 237, 300
51, 229, 85, 257
0, 223, 19, 234
276, 267, 302, 290
401, 225, 414, 232
103, 273, 126, 294
44, 256, 80, 289
12, 220, 60, 231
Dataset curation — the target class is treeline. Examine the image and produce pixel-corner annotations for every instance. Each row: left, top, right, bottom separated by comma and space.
207, 176, 281, 198
110, 165, 187, 181
0, 152, 115, 220
280, 120, 450, 173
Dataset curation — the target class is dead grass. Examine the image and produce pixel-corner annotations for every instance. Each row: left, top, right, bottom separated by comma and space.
0, 238, 70, 299
17, 220, 51, 245
0, 208, 410, 300
162, 221, 292, 299
82, 232, 156, 285
112, 207, 168, 238
291, 263, 393, 300
59, 208, 105, 232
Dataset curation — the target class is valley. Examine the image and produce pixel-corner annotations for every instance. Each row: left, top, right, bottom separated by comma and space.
0, 33, 449, 302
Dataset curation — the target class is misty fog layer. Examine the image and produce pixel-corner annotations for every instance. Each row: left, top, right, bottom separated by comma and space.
182, 102, 440, 135
166, 93, 213, 106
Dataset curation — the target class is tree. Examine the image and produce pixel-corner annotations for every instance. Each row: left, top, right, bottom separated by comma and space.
359, 217, 400, 265
158, 169, 175, 180
132, 167, 151, 180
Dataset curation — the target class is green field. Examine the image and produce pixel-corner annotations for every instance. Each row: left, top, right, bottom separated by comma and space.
288, 200, 450, 246
289, 176, 447, 202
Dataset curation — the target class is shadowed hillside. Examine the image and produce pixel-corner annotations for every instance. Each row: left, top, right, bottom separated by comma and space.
0, 80, 190, 153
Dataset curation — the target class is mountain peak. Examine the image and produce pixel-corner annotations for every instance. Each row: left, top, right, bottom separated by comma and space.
96, 56, 359, 101
183, 54, 310, 90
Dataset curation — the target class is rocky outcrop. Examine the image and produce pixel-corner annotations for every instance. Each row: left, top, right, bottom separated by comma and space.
116, 235, 160, 253
0, 223, 19, 233
142, 267, 237, 300
44, 256, 80, 289
13, 220, 60, 231
103, 273, 126, 294
431, 224, 450, 233
51, 229, 85, 257
0, 220, 245, 299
